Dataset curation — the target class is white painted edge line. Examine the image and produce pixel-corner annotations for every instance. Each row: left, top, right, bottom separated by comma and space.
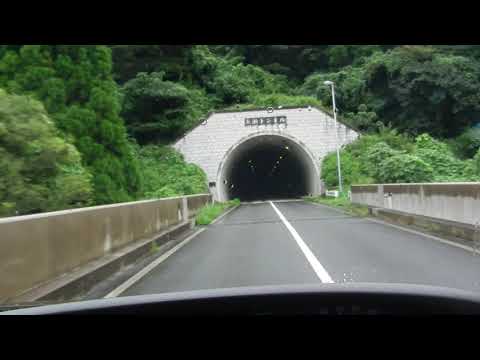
269, 201, 334, 284
104, 228, 206, 299
211, 204, 240, 225
305, 200, 480, 255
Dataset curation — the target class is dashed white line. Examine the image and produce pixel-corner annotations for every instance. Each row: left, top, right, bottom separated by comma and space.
269, 201, 334, 284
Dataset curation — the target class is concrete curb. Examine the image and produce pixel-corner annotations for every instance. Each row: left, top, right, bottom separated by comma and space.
8, 221, 194, 305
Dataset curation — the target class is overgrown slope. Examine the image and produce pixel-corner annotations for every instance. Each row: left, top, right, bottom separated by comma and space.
2, 44, 480, 216
0, 89, 93, 216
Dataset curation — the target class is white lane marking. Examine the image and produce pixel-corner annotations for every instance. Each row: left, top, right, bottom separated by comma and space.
211, 204, 240, 225
307, 201, 480, 255
269, 201, 334, 283
104, 228, 206, 298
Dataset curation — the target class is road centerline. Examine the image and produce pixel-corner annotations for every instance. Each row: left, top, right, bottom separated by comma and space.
269, 201, 334, 284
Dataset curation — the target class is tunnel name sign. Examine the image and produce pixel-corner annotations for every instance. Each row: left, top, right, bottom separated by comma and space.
244, 116, 287, 127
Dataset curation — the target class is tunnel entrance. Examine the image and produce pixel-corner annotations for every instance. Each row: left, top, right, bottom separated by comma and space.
217, 134, 319, 202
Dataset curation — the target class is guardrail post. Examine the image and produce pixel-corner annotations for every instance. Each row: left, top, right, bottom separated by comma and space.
378, 184, 384, 207
181, 197, 189, 222
420, 185, 426, 214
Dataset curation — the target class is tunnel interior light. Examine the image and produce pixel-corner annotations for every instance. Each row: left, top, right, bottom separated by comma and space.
223, 135, 313, 201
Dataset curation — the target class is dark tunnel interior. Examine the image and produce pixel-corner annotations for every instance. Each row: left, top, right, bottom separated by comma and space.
222, 136, 315, 202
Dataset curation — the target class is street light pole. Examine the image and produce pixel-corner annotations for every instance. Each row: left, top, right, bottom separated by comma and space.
324, 81, 343, 194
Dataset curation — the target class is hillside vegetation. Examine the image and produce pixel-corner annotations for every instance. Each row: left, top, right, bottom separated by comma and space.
1, 45, 480, 216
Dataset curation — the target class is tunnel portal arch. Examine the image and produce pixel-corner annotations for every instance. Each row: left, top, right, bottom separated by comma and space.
216, 132, 321, 202
172, 107, 359, 202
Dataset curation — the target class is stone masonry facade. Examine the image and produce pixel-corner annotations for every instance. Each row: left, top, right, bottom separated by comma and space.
173, 107, 359, 195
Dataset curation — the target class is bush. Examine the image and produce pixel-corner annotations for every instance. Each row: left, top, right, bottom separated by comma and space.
195, 199, 240, 225
344, 125, 414, 160
146, 186, 179, 199
453, 127, 480, 158
377, 154, 434, 183
222, 93, 325, 112
413, 133, 468, 181
320, 129, 479, 187
363, 142, 402, 178
321, 151, 362, 188
0, 90, 93, 217
464, 149, 480, 180
137, 144, 208, 199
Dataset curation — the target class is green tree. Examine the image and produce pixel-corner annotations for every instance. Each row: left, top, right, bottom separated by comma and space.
121, 72, 192, 143
453, 127, 480, 158
0, 45, 143, 205
377, 154, 434, 183
321, 151, 362, 188
189, 46, 290, 106
413, 133, 469, 181
364, 142, 402, 179
0, 89, 93, 217
110, 45, 193, 84
473, 149, 480, 175
136, 145, 207, 198
300, 46, 480, 137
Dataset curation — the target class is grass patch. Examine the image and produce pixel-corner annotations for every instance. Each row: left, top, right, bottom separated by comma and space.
303, 194, 369, 217
195, 198, 241, 225
151, 241, 159, 253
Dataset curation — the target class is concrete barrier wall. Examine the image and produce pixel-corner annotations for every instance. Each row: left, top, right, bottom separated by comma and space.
351, 183, 480, 225
0, 194, 211, 303
187, 194, 212, 217
350, 185, 384, 207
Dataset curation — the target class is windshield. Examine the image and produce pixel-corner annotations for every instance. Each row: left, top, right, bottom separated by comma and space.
2, 45, 480, 311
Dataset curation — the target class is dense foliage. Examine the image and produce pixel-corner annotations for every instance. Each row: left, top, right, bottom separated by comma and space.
136, 144, 207, 198
3, 44, 480, 216
0, 45, 143, 205
196, 199, 240, 225
121, 72, 197, 143
300, 46, 480, 138
0, 90, 93, 216
111, 45, 193, 84
321, 129, 480, 188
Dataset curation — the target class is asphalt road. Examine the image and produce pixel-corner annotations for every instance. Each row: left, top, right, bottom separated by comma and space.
121, 200, 480, 296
